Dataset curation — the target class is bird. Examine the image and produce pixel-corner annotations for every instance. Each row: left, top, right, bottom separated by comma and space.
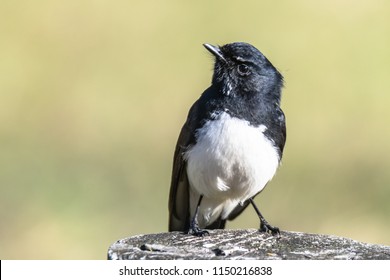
168, 42, 286, 236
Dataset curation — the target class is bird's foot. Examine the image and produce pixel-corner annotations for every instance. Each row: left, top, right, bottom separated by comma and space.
188, 220, 209, 237
188, 226, 209, 237
260, 221, 280, 236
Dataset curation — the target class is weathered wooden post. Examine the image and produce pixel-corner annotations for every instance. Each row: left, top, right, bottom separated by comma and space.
108, 229, 390, 260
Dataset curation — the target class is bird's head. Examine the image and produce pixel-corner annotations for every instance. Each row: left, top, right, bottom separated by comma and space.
204, 42, 283, 104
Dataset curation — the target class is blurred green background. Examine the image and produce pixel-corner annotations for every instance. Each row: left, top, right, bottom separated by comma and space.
1, 0, 389, 259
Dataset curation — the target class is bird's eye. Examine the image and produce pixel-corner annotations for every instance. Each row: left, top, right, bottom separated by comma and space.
237, 64, 250, 76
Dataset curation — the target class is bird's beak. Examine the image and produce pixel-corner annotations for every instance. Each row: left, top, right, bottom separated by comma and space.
203, 43, 227, 62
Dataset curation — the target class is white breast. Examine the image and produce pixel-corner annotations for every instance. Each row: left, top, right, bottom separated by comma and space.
185, 111, 280, 227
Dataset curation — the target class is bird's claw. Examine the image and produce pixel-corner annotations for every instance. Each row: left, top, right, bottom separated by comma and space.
260, 222, 280, 236
188, 226, 209, 237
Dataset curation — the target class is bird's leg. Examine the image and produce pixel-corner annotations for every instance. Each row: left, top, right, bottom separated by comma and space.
188, 195, 209, 237
250, 198, 280, 235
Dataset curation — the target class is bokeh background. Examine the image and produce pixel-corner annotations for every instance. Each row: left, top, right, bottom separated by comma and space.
1, 0, 389, 259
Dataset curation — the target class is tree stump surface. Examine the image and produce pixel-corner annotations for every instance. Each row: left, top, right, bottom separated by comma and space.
108, 229, 390, 260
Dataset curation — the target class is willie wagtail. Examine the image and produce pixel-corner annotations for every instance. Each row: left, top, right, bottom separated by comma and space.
168, 42, 286, 236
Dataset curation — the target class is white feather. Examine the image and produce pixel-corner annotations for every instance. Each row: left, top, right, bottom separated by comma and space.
185, 111, 280, 227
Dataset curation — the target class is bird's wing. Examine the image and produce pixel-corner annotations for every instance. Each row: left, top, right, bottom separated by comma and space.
275, 107, 287, 154
168, 101, 200, 232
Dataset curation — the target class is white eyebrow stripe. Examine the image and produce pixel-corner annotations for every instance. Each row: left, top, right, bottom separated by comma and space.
234, 56, 246, 62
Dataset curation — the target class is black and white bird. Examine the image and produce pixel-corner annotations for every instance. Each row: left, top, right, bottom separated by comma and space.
168, 42, 286, 236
